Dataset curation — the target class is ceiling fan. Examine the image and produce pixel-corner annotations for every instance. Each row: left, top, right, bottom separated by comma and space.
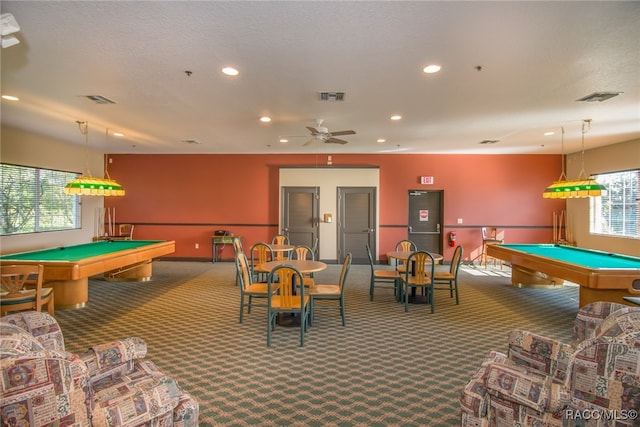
303, 119, 356, 146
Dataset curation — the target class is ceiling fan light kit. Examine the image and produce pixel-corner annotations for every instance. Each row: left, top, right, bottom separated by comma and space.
302, 119, 356, 146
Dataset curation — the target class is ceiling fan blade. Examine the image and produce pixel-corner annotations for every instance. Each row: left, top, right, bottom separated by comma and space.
329, 130, 356, 136
326, 137, 349, 144
303, 138, 315, 146
306, 126, 320, 136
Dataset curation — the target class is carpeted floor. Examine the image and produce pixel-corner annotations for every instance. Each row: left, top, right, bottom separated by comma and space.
54, 260, 580, 426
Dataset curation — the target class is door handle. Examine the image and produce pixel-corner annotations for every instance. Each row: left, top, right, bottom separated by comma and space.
408, 225, 441, 235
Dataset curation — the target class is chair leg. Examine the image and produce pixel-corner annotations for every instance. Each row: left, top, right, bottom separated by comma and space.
454, 281, 459, 305
429, 287, 435, 314
404, 283, 409, 312
369, 278, 374, 301
239, 295, 245, 323
340, 297, 346, 326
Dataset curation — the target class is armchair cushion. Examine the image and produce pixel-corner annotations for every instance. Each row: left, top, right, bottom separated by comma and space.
507, 329, 574, 384
484, 359, 570, 413
1, 311, 199, 427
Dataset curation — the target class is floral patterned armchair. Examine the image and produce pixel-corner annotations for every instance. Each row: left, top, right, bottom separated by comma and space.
460, 301, 640, 426
1, 311, 199, 426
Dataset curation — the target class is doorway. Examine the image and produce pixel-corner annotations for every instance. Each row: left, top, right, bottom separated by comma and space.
407, 190, 443, 254
281, 187, 320, 256
337, 187, 376, 264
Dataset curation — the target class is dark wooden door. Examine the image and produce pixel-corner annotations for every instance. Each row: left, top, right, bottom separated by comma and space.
281, 187, 320, 256
337, 187, 376, 264
407, 190, 443, 254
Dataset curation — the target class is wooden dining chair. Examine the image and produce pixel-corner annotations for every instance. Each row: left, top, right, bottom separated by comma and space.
481, 227, 503, 268
400, 251, 436, 313
293, 245, 315, 287
271, 234, 290, 261
309, 253, 352, 326
266, 265, 310, 347
434, 245, 463, 305
250, 242, 273, 282
237, 252, 278, 323
366, 243, 400, 301
232, 237, 244, 286
395, 239, 418, 273
1, 264, 54, 316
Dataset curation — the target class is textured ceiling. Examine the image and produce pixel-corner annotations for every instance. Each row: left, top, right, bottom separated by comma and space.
1, 1, 639, 155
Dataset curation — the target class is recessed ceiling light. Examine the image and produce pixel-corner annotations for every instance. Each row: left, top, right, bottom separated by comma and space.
377, 139, 386, 143
113, 132, 124, 137
390, 115, 402, 121
422, 64, 441, 74
222, 67, 239, 76
543, 131, 555, 136
279, 138, 288, 143
260, 116, 271, 123
1, 95, 19, 101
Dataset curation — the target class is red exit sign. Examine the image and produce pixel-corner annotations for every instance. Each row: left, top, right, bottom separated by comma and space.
420, 176, 434, 185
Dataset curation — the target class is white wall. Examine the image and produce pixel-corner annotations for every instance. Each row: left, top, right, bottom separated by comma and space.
566, 138, 640, 257
279, 167, 379, 260
1, 126, 105, 253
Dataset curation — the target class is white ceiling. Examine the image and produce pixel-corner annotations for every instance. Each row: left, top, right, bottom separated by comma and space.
1, 1, 639, 155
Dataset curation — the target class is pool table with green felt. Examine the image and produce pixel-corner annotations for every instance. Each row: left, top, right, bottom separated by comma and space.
487, 244, 640, 307
0, 240, 174, 309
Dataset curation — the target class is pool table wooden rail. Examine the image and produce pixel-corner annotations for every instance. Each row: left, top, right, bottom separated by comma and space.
1, 240, 175, 309
487, 244, 640, 306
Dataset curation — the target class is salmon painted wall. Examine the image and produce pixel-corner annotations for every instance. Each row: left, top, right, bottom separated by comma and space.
105, 153, 565, 262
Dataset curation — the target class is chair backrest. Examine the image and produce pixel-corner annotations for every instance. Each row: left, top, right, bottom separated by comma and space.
272, 234, 289, 245
0, 264, 44, 311
450, 245, 464, 275
395, 239, 417, 252
236, 253, 252, 289
405, 251, 435, 284
118, 224, 134, 239
311, 237, 319, 258
268, 265, 304, 309
365, 243, 375, 272
232, 237, 243, 255
293, 245, 314, 261
250, 242, 273, 266
338, 253, 352, 293
482, 227, 497, 240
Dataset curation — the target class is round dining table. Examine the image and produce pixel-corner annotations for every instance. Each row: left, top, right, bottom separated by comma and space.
261, 259, 327, 274
386, 251, 443, 263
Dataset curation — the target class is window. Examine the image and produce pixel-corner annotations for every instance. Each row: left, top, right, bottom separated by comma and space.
590, 169, 639, 238
1, 163, 81, 235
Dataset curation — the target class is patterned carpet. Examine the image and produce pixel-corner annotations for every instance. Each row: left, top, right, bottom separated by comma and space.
54, 260, 580, 426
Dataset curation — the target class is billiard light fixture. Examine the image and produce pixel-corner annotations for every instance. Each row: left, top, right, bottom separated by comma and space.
543, 119, 606, 199
64, 121, 125, 196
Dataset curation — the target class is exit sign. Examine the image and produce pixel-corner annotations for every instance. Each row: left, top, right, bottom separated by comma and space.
420, 176, 434, 185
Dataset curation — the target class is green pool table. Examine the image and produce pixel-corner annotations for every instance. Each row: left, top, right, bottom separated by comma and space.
487, 244, 640, 307
0, 240, 175, 309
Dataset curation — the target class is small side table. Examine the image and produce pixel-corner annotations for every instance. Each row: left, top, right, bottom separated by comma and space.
211, 235, 237, 263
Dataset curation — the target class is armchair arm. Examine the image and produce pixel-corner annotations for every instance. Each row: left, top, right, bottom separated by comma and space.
507, 329, 574, 384
484, 360, 571, 414
0, 311, 65, 351
573, 301, 635, 342
80, 336, 147, 380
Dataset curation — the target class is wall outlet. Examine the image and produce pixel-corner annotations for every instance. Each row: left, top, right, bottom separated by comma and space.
457, 218, 463, 224
195, 243, 199, 249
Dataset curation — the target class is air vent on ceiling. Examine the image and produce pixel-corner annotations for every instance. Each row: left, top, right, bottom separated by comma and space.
319, 92, 345, 102
182, 139, 200, 145
479, 139, 499, 145
576, 91, 622, 102
83, 95, 116, 104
